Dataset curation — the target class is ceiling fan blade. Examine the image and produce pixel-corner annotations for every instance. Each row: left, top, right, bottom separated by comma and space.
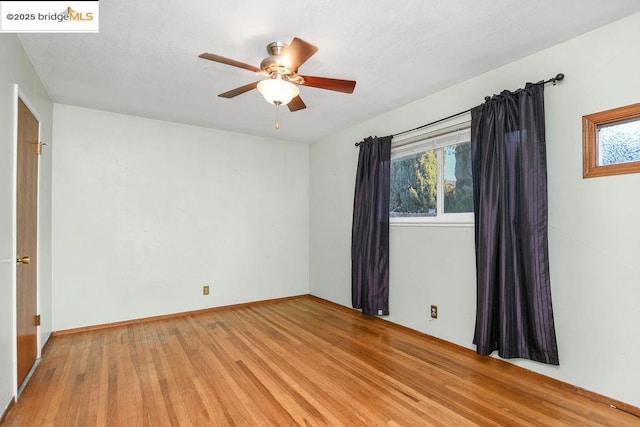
288, 95, 306, 112
199, 53, 261, 73
218, 81, 260, 98
288, 38, 318, 71
300, 75, 356, 94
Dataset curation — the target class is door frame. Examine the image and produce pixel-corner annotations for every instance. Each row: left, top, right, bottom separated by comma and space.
12, 84, 42, 398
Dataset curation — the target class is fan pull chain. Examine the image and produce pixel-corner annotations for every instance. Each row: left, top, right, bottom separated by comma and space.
274, 102, 280, 129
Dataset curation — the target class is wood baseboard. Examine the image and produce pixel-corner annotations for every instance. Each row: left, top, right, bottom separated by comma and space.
307, 294, 640, 419
0, 397, 15, 425
52, 294, 309, 336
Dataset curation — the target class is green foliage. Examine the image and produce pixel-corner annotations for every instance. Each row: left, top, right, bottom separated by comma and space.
390, 142, 473, 217
390, 150, 437, 215
444, 142, 473, 213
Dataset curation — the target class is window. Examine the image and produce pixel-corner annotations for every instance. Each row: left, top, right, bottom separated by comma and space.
390, 123, 473, 224
583, 102, 640, 178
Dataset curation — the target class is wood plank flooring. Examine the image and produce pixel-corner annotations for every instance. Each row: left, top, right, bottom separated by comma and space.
4, 296, 639, 426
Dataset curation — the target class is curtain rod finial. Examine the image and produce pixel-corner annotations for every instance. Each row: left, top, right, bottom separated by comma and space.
551, 73, 565, 86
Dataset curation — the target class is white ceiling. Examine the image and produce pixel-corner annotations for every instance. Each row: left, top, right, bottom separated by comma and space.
18, 1, 640, 143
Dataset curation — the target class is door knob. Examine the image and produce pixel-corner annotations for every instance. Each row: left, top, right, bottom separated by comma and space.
17, 256, 30, 264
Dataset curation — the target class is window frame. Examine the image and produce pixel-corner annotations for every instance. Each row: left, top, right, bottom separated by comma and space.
582, 102, 640, 178
390, 120, 474, 226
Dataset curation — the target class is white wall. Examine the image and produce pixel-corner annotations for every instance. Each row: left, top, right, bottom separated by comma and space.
310, 12, 640, 408
51, 105, 309, 330
0, 34, 53, 409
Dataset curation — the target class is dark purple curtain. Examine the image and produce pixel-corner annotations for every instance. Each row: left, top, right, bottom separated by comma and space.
352, 136, 392, 316
471, 83, 559, 365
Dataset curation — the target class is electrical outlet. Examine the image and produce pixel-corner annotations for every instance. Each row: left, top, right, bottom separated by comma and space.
430, 305, 438, 319
203, 285, 210, 295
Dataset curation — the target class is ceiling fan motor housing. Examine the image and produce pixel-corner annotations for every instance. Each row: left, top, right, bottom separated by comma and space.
260, 42, 300, 81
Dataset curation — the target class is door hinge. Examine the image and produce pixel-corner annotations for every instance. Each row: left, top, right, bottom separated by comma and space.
35, 314, 41, 327
35, 142, 42, 155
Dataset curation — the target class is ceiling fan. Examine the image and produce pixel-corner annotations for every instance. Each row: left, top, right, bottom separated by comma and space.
199, 37, 356, 112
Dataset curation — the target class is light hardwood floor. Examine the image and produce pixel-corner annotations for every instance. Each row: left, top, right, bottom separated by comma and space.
4, 296, 639, 426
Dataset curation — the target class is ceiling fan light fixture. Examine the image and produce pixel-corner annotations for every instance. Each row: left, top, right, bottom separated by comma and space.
257, 77, 299, 105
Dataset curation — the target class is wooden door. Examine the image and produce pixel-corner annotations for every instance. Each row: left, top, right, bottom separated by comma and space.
16, 97, 39, 389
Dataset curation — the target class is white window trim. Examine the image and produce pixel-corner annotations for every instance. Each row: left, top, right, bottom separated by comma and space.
390, 118, 474, 226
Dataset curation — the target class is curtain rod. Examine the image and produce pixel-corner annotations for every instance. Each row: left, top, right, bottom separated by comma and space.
355, 73, 564, 146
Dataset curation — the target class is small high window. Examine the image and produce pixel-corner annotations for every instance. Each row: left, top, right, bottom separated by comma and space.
583, 102, 640, 178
